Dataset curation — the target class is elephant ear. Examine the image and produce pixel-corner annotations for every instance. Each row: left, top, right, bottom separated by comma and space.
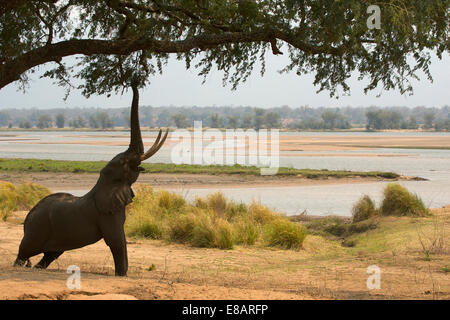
95, 184, 135, 215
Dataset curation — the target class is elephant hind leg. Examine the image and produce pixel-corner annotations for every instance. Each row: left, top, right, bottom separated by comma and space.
14, 257, 31, 268
34, 251, 64, 269
14, 242, 41, 268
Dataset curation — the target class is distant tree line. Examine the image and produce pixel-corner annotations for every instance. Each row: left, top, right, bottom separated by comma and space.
0, 105, 449, 131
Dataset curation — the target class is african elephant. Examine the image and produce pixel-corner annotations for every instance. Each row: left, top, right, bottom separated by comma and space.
13, 85, 168, 276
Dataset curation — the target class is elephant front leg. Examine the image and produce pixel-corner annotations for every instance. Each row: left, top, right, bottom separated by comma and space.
104, 229, 128, 276
108, 239, 128, 277
101, 220, 128, 276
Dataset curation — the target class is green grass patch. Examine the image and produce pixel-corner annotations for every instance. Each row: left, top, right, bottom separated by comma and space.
0, 158, 400, 179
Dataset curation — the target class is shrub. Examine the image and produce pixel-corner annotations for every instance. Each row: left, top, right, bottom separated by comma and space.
233, 217, 259, 245
0, 181, 50, 221
194, 196, 209, 210
206, 192, 227, 216
213, 219, 234, 250
127, 217, 163, 239
127, 184, 306, 250
157, 190, 186, 213
352, 195, 377, 223
190, 213, 217, 248
380, 183, 430, 217
167, 213, 195, 242
196, 192, 247, 221
249, 202, 278, 224
263, 218, 307, 249
16, 182, 51, 209
224, 201, 248, 221
0, 182, 19, 221
170, 211, 235, 249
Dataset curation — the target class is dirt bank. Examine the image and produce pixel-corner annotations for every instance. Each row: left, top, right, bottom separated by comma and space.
0, 171, 417, 191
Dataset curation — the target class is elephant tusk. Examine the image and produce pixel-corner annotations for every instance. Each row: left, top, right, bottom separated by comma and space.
141, 129, 162, 159
140, 129, 169, 161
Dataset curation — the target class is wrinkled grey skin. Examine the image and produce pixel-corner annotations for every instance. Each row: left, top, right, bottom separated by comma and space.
14, 86, 164, 276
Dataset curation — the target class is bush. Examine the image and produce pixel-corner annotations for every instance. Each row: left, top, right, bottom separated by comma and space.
206, 192, 227, 216
168, 213, 198, 243
225, 202, 248, 221
126, 185, 306, 250
249, 202, 278, 224
0, 182, 19, 221
380, 183, 430, 217
352, 195, 377, 223
263, 218, 307, 249
190, 213, 217, 248
127, 217, 163, 239
195, 192, 247, 221
16, 182, 51, 209
215, 219, 234, 249
233, 217, 260, 245
170, 212, 234, 249
157, 190, 186, 213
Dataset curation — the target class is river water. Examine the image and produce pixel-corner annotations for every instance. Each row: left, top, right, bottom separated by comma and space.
1, 131, 449, 216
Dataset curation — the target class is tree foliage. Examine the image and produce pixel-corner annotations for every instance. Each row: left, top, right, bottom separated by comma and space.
0, 0, 448, 97
36, 114, 52, 129
2, 104, 449, 130
55, 113, 65, 128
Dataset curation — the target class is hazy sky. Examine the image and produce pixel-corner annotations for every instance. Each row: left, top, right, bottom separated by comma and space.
0, 51, 448, 110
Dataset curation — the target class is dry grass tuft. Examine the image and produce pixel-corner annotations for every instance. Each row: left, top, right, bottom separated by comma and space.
0, 181, 51, 221
352, 195, 377, 223
381, 183, 430, 217
126, 185, 305, 250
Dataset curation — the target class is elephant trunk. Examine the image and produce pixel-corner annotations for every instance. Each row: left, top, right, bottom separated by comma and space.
128, 84, 144, 155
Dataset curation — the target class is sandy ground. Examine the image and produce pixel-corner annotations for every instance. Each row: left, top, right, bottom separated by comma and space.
0, 172, 411, 191
1, 208, 449, 300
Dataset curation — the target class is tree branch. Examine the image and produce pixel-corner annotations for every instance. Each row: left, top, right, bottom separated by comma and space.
0, 30, 346, 89
35, 7, 54, 45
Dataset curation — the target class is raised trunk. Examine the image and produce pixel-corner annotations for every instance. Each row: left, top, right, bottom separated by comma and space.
128, 84, 144, 155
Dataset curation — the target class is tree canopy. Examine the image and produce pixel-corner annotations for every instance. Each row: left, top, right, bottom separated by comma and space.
0, 0, 448, 97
